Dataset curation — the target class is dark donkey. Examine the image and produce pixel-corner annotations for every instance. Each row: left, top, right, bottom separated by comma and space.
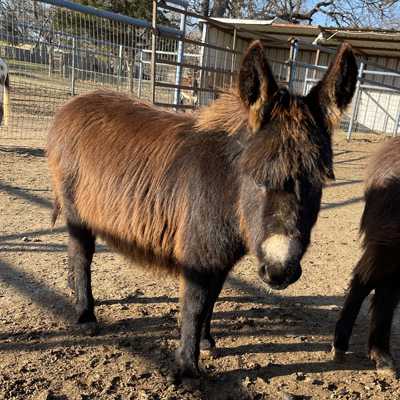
333, 137, 400, 376
48, 41, 357, 379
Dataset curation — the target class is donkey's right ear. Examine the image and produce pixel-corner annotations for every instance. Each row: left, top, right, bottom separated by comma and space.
239, 41, 278, 133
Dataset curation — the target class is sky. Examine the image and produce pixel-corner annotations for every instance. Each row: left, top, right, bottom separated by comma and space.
303, 0, 400, 29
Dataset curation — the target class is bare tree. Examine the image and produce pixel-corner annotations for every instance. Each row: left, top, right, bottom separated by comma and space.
191, 0, 400, 28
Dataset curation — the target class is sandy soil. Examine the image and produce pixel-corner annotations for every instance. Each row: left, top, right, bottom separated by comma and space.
1, 133, 399, 400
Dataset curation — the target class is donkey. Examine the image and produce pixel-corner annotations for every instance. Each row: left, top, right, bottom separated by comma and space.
0, 58, 10, 127
48, 41, 357, 379
333, 137, 400, 376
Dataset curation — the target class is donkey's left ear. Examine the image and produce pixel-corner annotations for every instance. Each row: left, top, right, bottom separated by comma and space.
239, 40, 279, 133
307, 43, 357, 125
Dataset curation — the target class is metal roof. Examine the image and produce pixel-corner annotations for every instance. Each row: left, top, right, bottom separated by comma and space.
210, 18, 400, 58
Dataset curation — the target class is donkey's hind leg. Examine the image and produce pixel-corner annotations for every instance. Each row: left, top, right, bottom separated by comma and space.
67, 222, 97, 329
368, 285, 399, 375
333, 272, 372, 361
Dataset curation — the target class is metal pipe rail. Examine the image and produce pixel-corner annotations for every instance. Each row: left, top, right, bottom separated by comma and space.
39, 0, 182, 38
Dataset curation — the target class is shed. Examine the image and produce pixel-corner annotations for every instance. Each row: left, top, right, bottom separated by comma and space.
201, 19, 400, 135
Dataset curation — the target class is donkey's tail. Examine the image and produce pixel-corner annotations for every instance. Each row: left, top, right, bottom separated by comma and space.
51, 198, 61, 227
3, 73, 10, 127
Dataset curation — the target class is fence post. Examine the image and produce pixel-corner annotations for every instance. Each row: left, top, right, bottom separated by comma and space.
71, 37, 76, 96
173, 6, 187, 107
347, 61, 365, 141
393, 103, 400, 137
137, 50, 143, 98
303, 67, 309, 96
128, 58, 134, 93
287, 38, 298, 90
198, 22, 208, 106
150, 0, 157, 104
230, 28, 237, 87
117, 44, 123, 90
48, 44, 54, 77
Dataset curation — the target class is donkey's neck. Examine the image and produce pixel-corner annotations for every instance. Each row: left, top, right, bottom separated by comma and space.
194, 91, 248, 136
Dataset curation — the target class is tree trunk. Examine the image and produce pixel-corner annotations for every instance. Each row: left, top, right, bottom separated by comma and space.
211, 0, 229, 17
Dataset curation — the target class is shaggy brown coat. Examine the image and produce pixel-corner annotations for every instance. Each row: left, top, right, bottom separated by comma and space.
334, 137, 400, 375
48, 40, 357, 379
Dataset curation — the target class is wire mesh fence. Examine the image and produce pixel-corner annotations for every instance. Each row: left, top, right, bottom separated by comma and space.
0, 0, 399, 141
0, 0, 237, 140
288, 44, 400, 138
0, 0, 152, 139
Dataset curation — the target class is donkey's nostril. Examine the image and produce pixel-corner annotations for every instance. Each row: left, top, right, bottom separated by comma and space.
258, 264, 267, 278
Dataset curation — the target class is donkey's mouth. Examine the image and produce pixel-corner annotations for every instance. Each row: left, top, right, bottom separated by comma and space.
258, 263, 302, 290
267, 281, 291, 291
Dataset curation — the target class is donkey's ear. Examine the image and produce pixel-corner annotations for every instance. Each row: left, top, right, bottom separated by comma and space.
307, 43, 357, 124
239, 40, 278, 133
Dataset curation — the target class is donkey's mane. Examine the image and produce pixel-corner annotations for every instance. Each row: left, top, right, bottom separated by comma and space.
238, 90, 334, 189
194, 90, 248, 135
193, 88, 334, 190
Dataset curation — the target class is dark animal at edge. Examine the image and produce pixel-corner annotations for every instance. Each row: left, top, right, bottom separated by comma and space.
333, 137, 400, 376
48, 41, 357, 380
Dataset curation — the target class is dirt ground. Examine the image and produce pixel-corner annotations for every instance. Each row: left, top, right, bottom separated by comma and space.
1, 132, 400, 400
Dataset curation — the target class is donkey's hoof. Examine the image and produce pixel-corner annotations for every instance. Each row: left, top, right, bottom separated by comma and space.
377, 366, 397, 379
77, 309, 97, 323
78, 321, 98, 336
167, 365, 201, 386
370, 351, 397, 378
200, 338, 218, 358
331, 346, 346, 363
200, 337, 215, 351
77, 310, 98, 336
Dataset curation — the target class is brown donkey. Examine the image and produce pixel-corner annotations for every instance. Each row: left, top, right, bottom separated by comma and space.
48, 41, 357, 379
333, 137, 400, 376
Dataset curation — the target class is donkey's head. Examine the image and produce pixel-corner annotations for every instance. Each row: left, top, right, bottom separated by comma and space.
238, 41, 357, 290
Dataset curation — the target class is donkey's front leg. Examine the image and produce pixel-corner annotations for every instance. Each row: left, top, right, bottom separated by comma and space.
200, 270, 228, 353
176, 268, 221, 379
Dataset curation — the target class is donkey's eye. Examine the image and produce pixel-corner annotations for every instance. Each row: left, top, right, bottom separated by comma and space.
283, 177, 295, 193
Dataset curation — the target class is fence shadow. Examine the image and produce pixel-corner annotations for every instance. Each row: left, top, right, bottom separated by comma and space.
321, 196, 364, 210
0, 146, 45, 157
0, 180, 52, 209
0, 251, 376, 399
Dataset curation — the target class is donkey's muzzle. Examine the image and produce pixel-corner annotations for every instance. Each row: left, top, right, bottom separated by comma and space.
258, 261, 302, 290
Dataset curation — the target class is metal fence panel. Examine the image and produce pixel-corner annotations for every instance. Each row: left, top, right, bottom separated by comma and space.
0, 0, 399, 141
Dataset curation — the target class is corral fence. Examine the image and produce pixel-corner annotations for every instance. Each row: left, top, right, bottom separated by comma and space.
0, 0, 399, 140
0, 0, 241, 139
